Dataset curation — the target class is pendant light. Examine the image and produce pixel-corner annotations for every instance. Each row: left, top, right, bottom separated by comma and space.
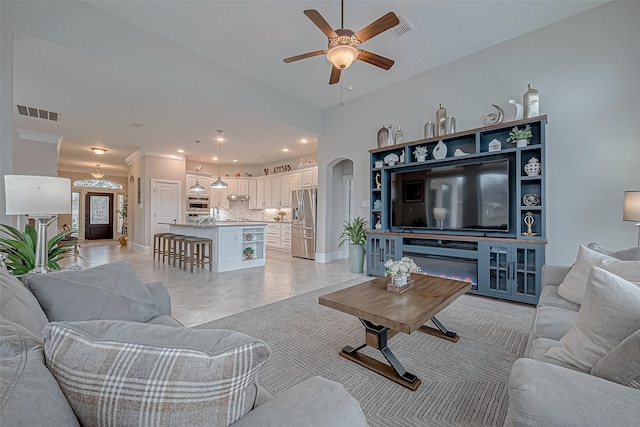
91, 164, 104, 179
211, 130, 228, 189
189, 140, 206, 193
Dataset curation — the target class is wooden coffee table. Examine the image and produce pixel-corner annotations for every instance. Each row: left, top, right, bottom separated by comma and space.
319, 273, 471, 391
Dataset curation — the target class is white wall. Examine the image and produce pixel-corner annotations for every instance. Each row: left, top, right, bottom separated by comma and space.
317, 2, 640, 265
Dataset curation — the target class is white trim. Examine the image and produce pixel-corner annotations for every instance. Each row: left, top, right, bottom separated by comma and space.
125, 148, 184, 165
133, 243, 151, 254
316, 250, 344, 263
17, 129, 63, 151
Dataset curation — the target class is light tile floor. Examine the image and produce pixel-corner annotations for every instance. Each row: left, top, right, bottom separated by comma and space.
61, 240, 365, 327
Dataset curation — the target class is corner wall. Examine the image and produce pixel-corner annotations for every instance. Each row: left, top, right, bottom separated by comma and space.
317, 2, 640, 265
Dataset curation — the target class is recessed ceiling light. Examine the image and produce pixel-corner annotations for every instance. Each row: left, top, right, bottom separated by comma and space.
177, 149, 184, 153
233, 159, 238, 162
91, 148, 107, 155
300, 139, 308, 143
212, 157, 218, 161
282, 148, 289, 152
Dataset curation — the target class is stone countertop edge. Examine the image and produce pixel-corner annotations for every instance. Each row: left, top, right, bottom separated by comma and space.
162, 222, 268, 228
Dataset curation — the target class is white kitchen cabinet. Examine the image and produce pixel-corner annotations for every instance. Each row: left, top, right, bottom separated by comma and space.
238, 179, 249, 196
248, 180, 258, 209
210, 185, 228, 210
266, 222, 291, 251
264, 176, 273, 208
270, 176, 281, 208
279, 175, 291, 207
226, 179, 238, 195
254, 177, 266, 208
186, 174, 211, 196
220, 228, 240, 265
289, 173, 300, 191
300, 167, 318, 188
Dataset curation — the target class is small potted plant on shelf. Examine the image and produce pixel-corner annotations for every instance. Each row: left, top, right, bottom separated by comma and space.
413, 146, 428, 162
507, 124, 533, 148
338, 217, 368, 273
243, 246, 254, 260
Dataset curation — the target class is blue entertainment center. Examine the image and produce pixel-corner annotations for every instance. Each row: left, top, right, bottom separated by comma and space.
367, 116, 547, 304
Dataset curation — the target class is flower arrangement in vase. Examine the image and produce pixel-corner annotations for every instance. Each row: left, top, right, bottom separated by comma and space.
507, 124, 533, 147
413, 146, 428, 162
278, 211, 287, 221
384, 257, 420, 287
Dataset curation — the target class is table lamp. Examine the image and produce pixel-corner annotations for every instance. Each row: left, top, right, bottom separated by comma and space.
4, 175, 71, 273
623, 191, 640, 246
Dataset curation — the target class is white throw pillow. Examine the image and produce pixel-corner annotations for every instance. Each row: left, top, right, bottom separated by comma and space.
546, 267, 640, 371
557, 245, 640, 305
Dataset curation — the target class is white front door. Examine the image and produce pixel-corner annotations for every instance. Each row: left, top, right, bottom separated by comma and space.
151, 179, 181, 234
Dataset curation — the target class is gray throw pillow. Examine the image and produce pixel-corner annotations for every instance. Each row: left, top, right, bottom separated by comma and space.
0, 318, 80, 426
0, 269, 49, 336
23, 260, 160, 323
592, 329, 640, 389
43, 320, 270, 427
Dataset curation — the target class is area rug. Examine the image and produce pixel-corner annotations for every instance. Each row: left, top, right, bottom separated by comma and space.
195, 279, 535, 426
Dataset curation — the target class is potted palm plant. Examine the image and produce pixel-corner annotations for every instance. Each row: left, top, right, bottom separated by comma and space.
338, 217, 368, 273
0, 224, 79, 277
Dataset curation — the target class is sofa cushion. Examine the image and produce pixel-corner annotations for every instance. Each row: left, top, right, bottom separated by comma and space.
0, 318, 80, 426
592, 328, 640, 389
43, 320, 270, 427
532, 306, 577, 341
23, 260, 161, 323
536, 285, 580, 312
546, 267, 640, 371
145, 314, 184, 327
557, 245, 640, 305
529, 337, 587, 373
0, 270, 49, 337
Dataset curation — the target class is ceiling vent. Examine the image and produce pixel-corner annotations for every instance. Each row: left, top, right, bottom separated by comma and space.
16, 104, 59, 121
391, 12, 414, 38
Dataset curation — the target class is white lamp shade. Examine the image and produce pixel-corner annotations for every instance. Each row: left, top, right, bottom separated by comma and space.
623, 191, 640, 222
4, 175, 72, 215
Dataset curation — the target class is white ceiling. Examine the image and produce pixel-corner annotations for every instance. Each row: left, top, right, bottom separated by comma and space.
11, 0, 606, 176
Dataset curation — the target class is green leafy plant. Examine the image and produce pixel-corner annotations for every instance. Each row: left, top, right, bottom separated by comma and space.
338, 217, 368, 248
243, 246, 254, 256
413, 146, 428, 158
507, 124, 533, 143
0, 224, 79, 277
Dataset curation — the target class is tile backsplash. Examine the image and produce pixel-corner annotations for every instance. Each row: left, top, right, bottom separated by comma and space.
216, 200, 291, 222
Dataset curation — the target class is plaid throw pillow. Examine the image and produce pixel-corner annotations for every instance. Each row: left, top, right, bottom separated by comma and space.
43, 321, 270, 426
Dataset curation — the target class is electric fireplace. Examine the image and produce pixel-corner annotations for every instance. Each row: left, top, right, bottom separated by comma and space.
404, 252, 478, 290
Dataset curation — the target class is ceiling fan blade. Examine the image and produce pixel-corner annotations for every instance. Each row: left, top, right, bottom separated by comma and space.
357, 50, 395, 70
329, 66, 342, 85
354, 12, 400, 43
304, 9, 338, 38
283, 50, 326, 63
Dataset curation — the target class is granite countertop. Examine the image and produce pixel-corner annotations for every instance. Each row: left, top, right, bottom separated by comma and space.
162, 222, 267, 228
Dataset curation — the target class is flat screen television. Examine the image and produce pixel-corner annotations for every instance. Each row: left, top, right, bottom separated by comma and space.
390, 159, 510, 232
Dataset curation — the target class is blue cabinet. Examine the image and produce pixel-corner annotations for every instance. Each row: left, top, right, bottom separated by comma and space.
366, 235, 401, 276
478, 242, 543, 304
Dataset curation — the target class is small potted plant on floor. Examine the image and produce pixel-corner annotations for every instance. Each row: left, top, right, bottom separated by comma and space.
338, 217, 368, 273
243, 246, 254, 260
507, 124, 533, 148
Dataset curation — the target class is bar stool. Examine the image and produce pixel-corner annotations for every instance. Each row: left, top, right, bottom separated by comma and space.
172, 235, 189, 268
153, 232, 172, 261
184, 237, 213, 273
161, 233, 180, 264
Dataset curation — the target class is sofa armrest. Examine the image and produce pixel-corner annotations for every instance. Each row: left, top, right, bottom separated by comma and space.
230, 376, 368, 427
144, 281, 171, 316
504, 358, 640, 427
540, 265, 571, 288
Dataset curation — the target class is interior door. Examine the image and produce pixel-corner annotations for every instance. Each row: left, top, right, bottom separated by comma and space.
152, 180, 180, 234
85, 192, 113, 240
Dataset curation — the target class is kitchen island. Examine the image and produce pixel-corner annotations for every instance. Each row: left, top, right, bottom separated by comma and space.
165, 222, 266, 272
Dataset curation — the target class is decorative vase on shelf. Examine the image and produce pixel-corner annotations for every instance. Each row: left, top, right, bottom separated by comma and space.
424, 121, 435, 138
392, 274, 409, 286
417, 155, 426, 162
435, 104, 447, 136
433, 141, 447, 159
524, 157, 541, 176
523, 83, 539, 118
516, 139, 529, 148
507, 99, 524, 121
377, 124, 388, 148
394, 126, 404, 145
385, 124, 394, 147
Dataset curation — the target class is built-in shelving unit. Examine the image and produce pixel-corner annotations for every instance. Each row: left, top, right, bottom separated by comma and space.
367, 116, 547, 304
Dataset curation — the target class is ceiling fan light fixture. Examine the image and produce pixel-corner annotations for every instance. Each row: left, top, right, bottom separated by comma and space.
326, 45, 358, 69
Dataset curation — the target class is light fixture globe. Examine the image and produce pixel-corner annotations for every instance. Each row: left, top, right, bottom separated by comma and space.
189, 140, 206, 192
211, 131, 228, 189
326, 45, 358, 69
91, 164, 104, 179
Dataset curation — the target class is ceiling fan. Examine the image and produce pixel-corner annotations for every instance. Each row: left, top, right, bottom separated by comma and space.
284, 0, 400, 85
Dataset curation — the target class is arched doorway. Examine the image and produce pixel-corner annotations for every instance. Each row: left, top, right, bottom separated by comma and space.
326, 158, 354, 260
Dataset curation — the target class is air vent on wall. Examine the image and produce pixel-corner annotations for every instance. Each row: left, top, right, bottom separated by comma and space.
16, 104, 59, 121
391, 12, 414, 38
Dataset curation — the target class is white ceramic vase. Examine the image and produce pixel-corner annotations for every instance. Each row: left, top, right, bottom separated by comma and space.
417, 155, 426, 162
516, 139, 528, 148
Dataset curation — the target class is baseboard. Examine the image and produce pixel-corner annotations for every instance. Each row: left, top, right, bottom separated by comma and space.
133, 243, 151, 254
316, 251, 345, 263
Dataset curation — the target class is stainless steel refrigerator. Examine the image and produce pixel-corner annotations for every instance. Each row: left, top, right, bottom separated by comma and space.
291, 188, 316, 259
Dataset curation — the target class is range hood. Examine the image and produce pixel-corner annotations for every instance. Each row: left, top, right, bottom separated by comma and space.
227, 194, 249, 201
